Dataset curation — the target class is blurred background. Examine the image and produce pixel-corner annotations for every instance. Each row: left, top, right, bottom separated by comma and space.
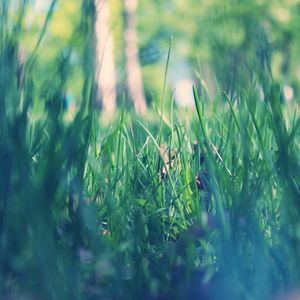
17, 0, 300, 115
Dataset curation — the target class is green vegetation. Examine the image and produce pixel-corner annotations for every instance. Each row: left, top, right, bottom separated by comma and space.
0, 0, 299, 299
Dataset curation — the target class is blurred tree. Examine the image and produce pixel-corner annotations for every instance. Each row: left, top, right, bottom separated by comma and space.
198, 0, 270, 97
137, 0, 300, 103
123, 0, 147, 114
95, 0, 117, 114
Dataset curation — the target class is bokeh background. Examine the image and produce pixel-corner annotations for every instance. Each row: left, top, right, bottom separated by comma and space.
17, 0, 300, 112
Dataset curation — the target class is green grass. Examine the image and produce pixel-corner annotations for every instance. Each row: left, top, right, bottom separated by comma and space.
0, 1, 300, 300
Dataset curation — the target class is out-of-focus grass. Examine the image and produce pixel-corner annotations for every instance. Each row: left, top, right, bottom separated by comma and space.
0, 1, 299, 300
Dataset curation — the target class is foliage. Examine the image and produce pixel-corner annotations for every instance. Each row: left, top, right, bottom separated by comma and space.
0, 0, 299, 300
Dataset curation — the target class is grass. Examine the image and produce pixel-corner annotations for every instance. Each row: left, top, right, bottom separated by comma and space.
0, 1, 300, 300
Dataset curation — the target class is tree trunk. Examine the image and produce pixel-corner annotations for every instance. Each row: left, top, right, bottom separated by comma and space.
95, 0, 117, 114
123, 0, 147, 114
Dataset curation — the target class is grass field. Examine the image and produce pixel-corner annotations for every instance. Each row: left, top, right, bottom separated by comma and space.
0, 1, 300, 300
